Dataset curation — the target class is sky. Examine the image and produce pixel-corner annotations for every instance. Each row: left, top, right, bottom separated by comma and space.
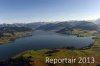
0, 0, 100, 24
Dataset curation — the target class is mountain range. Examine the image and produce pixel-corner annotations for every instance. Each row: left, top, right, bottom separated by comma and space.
94, 18, 100, 25
37, 21, 99, 31
0, 21, 100, 32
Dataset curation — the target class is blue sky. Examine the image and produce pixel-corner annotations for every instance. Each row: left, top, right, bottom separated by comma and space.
0, 0, 100, 23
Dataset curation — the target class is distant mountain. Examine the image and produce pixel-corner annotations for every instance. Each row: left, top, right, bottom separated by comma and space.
37, 21, 99, 31
0, 27, 32, 33
0, 22, 47, 29
0, 23, 26, 28
94, 19, 100, 25
36, 23, 57, 30
36, 22, 71, 30
71, 21, 99, 30
25, 22, 47, 29
0, 21, 99, 31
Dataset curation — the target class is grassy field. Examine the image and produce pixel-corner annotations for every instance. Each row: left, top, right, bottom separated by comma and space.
12, 49, 100, 66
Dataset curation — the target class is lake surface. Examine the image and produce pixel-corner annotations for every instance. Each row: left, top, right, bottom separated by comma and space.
0, 30, 94, 60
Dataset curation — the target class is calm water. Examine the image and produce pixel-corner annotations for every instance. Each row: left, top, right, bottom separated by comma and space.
0, 30, 94, 60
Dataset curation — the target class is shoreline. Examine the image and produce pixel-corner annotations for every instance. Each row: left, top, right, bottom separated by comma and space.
0, 31, 32, 45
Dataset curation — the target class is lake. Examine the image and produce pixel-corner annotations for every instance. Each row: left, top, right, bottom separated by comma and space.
0, 30, 94, 60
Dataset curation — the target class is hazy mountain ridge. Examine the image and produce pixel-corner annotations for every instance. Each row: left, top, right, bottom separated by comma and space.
94, 18, 100, 25
37, 21, 99, 31
0, 21, 99, 32
0, 22, 48, 29
72, 21, 99, 30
